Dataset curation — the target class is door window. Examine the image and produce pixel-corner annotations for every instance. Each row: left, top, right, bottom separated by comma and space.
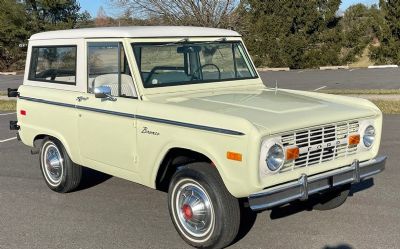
87, 42, 137, 98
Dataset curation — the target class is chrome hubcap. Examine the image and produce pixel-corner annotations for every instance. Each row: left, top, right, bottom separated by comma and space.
42, 143, 63, 185
175, 180, 214, 238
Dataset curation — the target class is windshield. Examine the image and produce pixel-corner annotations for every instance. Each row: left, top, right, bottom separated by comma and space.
132, 41, 257, 88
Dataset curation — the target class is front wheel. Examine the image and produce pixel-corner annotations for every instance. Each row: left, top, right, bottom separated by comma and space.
168, 163, 240, 249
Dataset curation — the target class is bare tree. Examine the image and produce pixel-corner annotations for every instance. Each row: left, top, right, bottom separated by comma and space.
95, 6, 110, 27
109, 0, 241, 28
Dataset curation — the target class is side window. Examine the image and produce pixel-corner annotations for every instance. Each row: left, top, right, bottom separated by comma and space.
28, 46, 77, 85
88, 42, 137, 98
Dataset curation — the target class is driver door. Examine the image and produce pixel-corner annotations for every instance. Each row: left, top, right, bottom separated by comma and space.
77, 41, 139, 173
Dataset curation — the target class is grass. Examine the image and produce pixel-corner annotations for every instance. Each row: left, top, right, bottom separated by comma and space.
1, 89, 398, 114
320, 89, 400, 95
0, 100, 16, 112
348, 47, 373, 68
0, 91, 6, 96
371, 100, 400, 114
320, 89, 400, 114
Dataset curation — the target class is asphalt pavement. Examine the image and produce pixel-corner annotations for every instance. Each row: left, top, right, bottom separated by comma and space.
1, 68, 400, 91
1, 68, 399, 248
0, 113, 399, 249
260, 68, 400, 90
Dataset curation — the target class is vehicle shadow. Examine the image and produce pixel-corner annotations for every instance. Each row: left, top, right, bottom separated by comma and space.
323, 244, 353, 249
232, 204, 258, 244
349, 178, 374, 196
229, 179, 376, 245
270, 178, 375, 220
74, 167, 112, 191
270, 200, 313, 220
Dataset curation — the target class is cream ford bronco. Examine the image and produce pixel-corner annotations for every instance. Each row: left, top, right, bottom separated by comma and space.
9, 26, 386, 249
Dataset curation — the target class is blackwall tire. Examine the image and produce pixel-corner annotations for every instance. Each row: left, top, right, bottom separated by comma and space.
168, 163, 240, 249
39, 138, 82, 193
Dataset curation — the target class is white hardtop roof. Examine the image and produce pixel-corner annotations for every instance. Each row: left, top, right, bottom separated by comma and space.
30, 26, 241, 40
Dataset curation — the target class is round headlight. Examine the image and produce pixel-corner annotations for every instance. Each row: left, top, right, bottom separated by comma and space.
363, 125, 375, 148
266, 144, 285, 172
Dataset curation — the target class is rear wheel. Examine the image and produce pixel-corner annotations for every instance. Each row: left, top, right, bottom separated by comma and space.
310, 184, 351, 211
168, 163, 240, 249
39, 138, 82, 193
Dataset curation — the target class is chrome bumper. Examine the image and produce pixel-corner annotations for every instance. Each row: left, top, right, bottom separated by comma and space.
248, 156, 386, 211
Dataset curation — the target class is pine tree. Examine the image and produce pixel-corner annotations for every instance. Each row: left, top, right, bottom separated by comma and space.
370, 0, 400, 64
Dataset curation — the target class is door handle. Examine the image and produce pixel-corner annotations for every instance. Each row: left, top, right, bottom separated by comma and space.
76, 96, 89, 102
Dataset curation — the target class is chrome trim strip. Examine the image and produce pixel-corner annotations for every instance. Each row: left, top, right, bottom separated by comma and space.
249, 156, 386, 211
19, 96, 245, 136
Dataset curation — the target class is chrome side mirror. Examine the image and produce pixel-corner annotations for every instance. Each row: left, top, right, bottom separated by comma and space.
94, 86, 116, 101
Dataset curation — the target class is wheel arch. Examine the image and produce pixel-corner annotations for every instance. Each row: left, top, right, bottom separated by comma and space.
155, 147, 213, 192
31, 132, 78, 164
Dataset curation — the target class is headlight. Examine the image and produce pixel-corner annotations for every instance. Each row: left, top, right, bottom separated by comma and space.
266, 144, 285, 172
363, 125, 375, 148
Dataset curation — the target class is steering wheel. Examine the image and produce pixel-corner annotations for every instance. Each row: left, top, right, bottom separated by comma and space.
144, 66, 185, 85
191, 64, 221, 81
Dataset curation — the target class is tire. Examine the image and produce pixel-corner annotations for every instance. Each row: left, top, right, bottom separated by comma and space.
310, 184, 351, 211
39, 138, 82, 193
168, 162, 240, 249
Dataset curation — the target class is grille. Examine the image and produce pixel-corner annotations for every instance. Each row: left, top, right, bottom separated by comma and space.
281, 121, 359, 171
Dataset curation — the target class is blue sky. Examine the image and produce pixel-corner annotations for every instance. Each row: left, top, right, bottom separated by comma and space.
341, 0, 379, 9
79, 0, 380, 17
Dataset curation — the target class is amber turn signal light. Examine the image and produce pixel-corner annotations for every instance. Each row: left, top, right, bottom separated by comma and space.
286, 147, 300, 161
348, 134, 360, 145
227, 151, 242, 161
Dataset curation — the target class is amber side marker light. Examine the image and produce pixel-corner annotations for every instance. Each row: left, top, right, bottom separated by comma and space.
349, 134, 360, 145
227, 152, 242, 161
286, 147, 300, 161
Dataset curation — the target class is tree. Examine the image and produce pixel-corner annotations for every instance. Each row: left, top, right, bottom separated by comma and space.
370, 0, 400, 64
24, 0, 87, 32
340, 4, 384, 62
95, 6, 110, 27
241, 0, 343, 68
0, 0, 89, 71
109, 0, 241, 28
0, 0, 30, 70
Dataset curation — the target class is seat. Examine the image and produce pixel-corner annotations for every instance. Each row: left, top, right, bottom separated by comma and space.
92, 74, 137, 98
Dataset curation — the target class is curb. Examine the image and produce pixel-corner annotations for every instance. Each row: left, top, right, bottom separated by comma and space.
319, 66, 349, 70
258, 67, 290, 72
368, 65, 398, 69
0, 72, 17, 76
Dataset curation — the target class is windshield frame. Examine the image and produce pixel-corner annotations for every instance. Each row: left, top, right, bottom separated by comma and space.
131, 40, 259, 89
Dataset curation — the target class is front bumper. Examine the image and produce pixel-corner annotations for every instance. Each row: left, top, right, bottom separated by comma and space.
248, 156, 386, 211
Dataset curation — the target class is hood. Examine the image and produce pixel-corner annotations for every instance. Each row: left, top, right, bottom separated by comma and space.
148, 87, 377, 135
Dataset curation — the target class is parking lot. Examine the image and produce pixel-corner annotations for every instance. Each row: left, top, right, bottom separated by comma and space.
1, 68, 400, 248
1, 112, 400, 248
1, 67, 400, 92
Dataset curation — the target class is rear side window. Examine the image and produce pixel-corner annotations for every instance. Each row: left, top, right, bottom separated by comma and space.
28, 46, 77, 85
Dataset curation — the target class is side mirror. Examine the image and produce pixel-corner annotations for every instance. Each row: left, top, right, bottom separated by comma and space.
94, 86, 112, 99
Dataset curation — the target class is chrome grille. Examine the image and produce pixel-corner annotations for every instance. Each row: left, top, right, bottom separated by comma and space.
281, 121, 359, 171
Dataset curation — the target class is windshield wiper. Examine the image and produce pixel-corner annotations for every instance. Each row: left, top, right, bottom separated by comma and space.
155, 37, 229, 47
154, 38, 190, 47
